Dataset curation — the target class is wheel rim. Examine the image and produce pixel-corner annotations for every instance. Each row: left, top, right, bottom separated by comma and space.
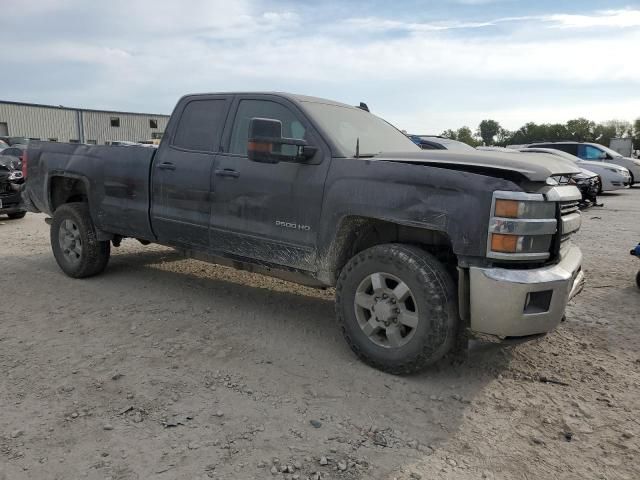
58, 219, 83, 265
354, 272, 419, 348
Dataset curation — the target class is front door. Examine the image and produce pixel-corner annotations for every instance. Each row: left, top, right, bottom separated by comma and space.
209, 96, 330, 271
151, 95, 231, 248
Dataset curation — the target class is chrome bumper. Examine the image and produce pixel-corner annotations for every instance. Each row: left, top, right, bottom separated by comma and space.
469, 244, 584, 337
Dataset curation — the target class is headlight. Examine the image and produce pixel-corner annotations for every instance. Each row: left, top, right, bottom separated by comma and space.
493, 198, 556, 219
488, 192, 558, 261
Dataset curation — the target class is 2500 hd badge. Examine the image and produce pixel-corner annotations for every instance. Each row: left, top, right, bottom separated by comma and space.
275, 220, 311, 231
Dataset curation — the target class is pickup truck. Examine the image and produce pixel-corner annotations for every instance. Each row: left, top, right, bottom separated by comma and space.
23, 92, 586, 374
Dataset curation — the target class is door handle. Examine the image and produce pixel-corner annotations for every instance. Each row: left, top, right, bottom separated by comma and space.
215, 169, 240, 178
157, 162, 176, 171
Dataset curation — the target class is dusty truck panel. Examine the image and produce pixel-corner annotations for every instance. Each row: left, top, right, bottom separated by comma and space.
315, 157, 523, 282
23, 91, 585, 374
25, 142, 156, 240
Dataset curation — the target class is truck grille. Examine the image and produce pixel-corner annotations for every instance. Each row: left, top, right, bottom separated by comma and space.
560, 201, 579, 216
559, 201, 581, 245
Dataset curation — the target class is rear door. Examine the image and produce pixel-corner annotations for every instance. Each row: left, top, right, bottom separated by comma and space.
151, 95, 231, 248
208, 95, 330, 271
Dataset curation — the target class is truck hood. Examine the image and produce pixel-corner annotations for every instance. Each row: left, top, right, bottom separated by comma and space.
374, 150, 581, 182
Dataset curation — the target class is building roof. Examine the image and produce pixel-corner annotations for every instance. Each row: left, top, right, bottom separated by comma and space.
0, 99, 170, 117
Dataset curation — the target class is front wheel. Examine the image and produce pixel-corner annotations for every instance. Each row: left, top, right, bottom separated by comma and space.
636, 271, 640, 289
50, 202, 110, 278
336, 244, 458, 374
7, 211, 26, 219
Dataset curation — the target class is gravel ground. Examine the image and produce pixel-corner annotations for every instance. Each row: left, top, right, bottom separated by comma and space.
1, 188, 639, 480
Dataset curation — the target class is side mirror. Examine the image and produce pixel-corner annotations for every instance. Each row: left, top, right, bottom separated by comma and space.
599, 152, 609, 160
247, 117, 317, 164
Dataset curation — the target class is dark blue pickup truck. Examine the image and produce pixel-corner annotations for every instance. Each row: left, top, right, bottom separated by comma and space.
23, 92, 585, 373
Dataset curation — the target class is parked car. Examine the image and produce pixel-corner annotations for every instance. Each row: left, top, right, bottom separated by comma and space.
524, 141, 640, 185
518, 147, 631, 192
0, 144, 27, 178
569, 167, 601, 207
478, 147, 601, 207
408, 135, 476, 152
23, 92, 585, 374
0, 154, 26, 219
0, 136, 29, 146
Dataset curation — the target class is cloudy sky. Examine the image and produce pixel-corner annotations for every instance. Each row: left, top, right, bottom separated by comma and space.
2, 0, 639, 133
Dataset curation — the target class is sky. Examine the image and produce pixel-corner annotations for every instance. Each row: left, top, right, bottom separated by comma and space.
1, 0, 639, 133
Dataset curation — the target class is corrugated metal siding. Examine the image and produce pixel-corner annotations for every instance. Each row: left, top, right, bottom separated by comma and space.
0, 103, 78, 141
82, 111, 169, 145
0, 101, 169, 144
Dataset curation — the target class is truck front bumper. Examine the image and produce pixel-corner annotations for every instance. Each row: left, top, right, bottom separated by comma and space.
469, 244, 584, 337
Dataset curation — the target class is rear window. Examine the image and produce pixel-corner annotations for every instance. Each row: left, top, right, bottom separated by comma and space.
172, 99, 227, 152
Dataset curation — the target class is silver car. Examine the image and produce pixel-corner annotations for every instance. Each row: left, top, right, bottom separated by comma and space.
525, 141, 640, 185
519, 148, 631, 192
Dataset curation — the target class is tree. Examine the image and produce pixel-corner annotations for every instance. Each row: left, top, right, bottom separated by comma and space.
634, 118, 640, 150
592, 123, 617, 147
603, 119, 632, 138
456, 126, 479, 147
495, 127, 513, 146
566, 118, 595, 142
441, 129, 458, 140
478, 119, 501, 146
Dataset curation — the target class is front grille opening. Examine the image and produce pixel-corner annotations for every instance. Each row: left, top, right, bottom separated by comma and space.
524, 290, 553, 314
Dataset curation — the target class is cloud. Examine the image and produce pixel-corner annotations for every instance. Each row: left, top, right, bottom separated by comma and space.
548, 9, 640, 28
1, 2, 638, 132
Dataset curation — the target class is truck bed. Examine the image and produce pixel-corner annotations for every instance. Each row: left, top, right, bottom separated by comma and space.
25, 142, 157, 240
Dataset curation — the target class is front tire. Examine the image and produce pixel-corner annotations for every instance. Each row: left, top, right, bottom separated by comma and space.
336, 244, 458, 374
50, 202, 110, 278
7, 212, 26, 219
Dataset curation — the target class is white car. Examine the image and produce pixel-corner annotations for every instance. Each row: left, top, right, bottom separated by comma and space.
525, 142, 640, 185
519, 148, 631, 192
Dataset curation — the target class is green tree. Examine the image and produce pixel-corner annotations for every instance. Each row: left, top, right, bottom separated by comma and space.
592, 123, 617, 147
603, 119, 632, 138
441, 129, 458, 140
633, 118, 640, 150
456, 126, 479, 147
566, 118, 595, 142
495, 127, 513, 146
478, 119, 501, 146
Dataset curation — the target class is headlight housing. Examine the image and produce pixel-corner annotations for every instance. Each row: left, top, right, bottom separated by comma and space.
487, 192, 557, 261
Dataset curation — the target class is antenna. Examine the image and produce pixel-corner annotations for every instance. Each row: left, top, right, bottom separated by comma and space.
355, 137, 360, 159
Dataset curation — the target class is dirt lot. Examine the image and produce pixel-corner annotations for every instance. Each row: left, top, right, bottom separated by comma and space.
1, 189, 639, 480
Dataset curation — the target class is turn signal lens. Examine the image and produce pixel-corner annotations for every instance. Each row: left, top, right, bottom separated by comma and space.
491, 233, 520, 253
494, 199, 520, 218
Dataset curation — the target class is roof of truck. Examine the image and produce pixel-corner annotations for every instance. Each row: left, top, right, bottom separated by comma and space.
186, 92, 356, 108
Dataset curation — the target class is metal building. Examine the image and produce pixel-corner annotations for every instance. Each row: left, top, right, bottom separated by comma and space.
0, 100, 170, 145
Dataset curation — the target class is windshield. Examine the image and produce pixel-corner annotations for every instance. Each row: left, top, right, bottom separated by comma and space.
302, 102, 420, 157
523, 149, 577, 163
596, 144, 623, 158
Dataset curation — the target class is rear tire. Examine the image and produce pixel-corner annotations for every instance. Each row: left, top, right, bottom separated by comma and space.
336, 244, 458, 374
7, 212, 26, 219
50, 202, 110, 278
636, 271, 640, 289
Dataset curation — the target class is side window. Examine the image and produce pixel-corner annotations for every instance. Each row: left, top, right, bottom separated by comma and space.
172, 99, 227, 152
552, 144, 578, 156
229, 100, 306, 157
579, 145, 604, 160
